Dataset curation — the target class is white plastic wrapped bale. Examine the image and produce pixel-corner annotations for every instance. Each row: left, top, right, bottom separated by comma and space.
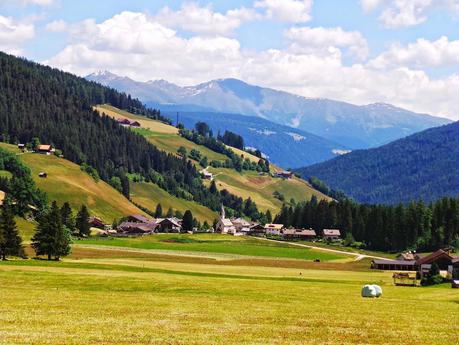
361, 284, 382, 298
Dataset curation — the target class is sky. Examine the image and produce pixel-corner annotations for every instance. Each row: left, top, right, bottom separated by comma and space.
1, 0, 459, 119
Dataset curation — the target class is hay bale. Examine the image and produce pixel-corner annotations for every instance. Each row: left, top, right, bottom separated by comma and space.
361, 284, 382, 298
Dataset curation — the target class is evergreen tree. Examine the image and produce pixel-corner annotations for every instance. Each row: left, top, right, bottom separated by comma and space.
266, 210, 273, 224
166, 207, 174, 218
75, 205, 90, 237
60, 202, 74, 233
32, 201, 71, 260
155, 204, 163, 218
182, 210, 193, 231
0, 200, 23, 260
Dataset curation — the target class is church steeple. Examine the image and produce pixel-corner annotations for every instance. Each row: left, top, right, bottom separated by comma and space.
221, 204, 226, 219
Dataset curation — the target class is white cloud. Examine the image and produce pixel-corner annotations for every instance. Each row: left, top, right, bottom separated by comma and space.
0, 15, 34, 55
24, 0, 54, 5
154, 2, 257, 36
46, 10, 459, 120
285, 26, 369, 60
361, 0, 459, 28
254, 0, 313, 23
370, 36, 459, 68
360, 0, 388, 12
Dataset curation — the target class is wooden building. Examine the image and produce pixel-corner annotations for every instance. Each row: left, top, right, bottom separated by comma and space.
156, 218, 182, 233
371, 259, 417, 271
37, 144, 54, 155
322, 229, 341, 241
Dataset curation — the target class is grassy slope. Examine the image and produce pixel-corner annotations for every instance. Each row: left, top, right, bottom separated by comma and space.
95, 105, 331, 214
0, 143, 145, 223
81, 233, 346, 261
0, 252, 456, 345
130, 181, 218, 223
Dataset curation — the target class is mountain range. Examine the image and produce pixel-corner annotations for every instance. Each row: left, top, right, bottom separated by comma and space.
87, 71, 451, 152
296, 120, 459, 204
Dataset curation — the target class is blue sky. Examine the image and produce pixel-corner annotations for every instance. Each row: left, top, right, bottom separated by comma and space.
2, 0, 459, 119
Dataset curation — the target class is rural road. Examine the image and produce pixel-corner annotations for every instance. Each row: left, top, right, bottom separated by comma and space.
258, 238, 388, 261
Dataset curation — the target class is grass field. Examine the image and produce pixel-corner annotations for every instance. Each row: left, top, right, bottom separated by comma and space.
94, 105, 330, 214
0, 143, 145, 223
0, 242, 457, 345
81, 233, 347, 261
130, 181, 218, 223
210, 168, 330, 213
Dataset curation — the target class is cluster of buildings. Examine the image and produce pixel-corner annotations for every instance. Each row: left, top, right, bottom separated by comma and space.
372, 249, 459, 287
90, 214, 184, 235
216, 205, 341, 240
116, 118, 141, 128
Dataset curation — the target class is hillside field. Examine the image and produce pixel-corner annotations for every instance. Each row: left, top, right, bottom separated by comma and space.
95, 105, 331, 214
0, 143, 145, 222
130, 181, 218, 223
0, 239, 457, 345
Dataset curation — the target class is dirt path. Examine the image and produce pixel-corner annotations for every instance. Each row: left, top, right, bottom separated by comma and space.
258, 238, 388, 261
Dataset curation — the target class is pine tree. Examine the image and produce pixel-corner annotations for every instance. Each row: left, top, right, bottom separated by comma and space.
0, 200, 23, 260
32, 201, 71, 260
75, 205, 90, 237
60, 202, 74, 233
182, 210, 193, 231
266, 210, 273, 224
155, 204, 163, 218
166, 207, 174, 218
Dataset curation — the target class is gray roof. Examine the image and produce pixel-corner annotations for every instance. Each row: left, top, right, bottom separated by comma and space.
372, 259, 416, 266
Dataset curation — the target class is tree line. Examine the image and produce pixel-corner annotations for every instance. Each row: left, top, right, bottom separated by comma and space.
0, 52, 263, 221
275, 196, 459, 252
179, 123, 270, 173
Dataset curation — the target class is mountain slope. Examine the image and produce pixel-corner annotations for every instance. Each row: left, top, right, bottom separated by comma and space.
87, 72, 451, 150
296, 121, 459, 204
161, 111, 349, 168
0, 143, 146, 222
95, 105, 331, 214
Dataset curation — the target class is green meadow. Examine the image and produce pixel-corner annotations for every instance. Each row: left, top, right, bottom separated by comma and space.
81, 233, 346, 261
0, 240, 457, 345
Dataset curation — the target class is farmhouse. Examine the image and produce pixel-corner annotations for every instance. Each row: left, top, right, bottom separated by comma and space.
294, 228, 317, 240
275, 171, 293, 179
200, 169, 213, 181
17, 143, 25, 150
280, 228, 317, 240
126, 214, 154, 223
89, 216, 107, 230
156, 218, 182, 233
322, 229, 341, 241
37, 144, 54, 155
372, 249, 459, 278
118, 221, 157, 234
264, 223, 284, 236
232, 218, 251, 233
372, 259, 417, 271
116, 118, 141, 128
116, 118, 132, 126
248, 223, 265, 235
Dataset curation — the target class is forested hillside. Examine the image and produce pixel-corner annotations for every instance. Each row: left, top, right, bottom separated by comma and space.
297, 121, 459, 204
0, 53, 265, 220
275, 197, 459, 251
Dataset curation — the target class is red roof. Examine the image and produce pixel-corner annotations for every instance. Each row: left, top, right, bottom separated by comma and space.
417, 249, 454, 265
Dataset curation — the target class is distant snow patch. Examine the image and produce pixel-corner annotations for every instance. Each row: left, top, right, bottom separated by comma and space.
286, 132, 305, 141
290, 117, 301, 128
248, 128, 276, 136
332, 149, 352, 155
